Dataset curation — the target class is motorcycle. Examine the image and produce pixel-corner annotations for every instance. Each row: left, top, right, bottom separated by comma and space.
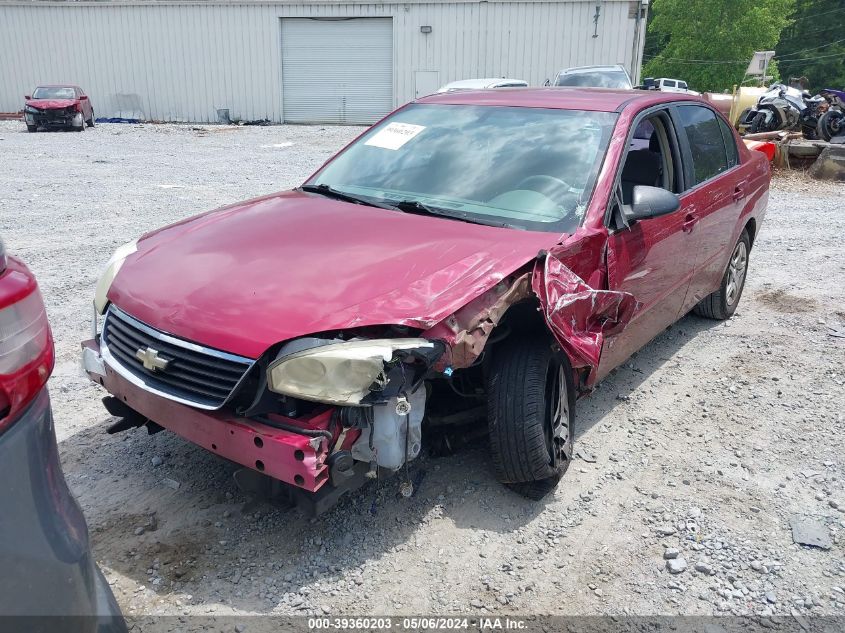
739, 83, 822, 139
817, 88, 845, 142
799, 93, 827, 140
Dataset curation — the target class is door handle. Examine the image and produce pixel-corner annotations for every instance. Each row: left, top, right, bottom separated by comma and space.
733, 181, 747, 201
682, 213, 698, 233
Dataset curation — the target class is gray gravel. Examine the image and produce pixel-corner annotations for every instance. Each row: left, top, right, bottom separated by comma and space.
1, 121, 844, 618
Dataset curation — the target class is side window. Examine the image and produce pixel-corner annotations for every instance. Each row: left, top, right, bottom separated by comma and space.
679, 81, 688, 90
718, 117, 738, 168
677, 105, 729, 186
665, 80, 677, 88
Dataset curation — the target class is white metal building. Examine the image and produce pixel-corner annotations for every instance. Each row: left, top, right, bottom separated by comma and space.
0, 0, 649, 124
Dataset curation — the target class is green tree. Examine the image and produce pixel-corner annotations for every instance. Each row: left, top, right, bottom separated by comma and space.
776, 0, 845, 91
644, 0, 795, 93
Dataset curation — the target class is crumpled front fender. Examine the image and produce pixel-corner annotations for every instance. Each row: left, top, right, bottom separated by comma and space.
533, 253, 638, 383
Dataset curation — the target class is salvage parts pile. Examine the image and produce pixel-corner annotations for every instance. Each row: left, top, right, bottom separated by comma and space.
82, 246, 630, 515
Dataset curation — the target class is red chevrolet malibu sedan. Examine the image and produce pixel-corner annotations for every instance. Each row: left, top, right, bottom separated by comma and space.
82, 89, 769, 512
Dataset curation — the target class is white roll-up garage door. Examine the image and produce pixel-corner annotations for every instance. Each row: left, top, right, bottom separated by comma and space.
281, 18, 394, 124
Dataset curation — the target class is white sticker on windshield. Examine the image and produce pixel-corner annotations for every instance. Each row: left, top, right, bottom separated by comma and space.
364, 123, 426, 150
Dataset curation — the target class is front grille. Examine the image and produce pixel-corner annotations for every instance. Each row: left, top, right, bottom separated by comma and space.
102, 306, 254, 409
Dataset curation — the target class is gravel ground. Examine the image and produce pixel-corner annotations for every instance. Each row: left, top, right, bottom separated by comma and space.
1, 121, 844, 624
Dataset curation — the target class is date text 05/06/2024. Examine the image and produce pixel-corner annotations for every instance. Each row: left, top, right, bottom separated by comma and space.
307, 617, 528, 630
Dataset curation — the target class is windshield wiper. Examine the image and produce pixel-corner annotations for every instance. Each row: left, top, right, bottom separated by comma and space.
390, 199, 510, 228
299, 184, 395, 209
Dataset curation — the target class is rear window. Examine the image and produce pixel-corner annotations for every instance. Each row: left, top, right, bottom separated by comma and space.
677, 104, 729, 186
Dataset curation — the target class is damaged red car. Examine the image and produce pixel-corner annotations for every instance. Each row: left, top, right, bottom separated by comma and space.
82, 88, 769, 512
24, 85, 95, 132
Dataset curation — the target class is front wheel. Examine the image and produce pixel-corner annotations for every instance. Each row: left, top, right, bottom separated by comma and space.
487, 335, 574, 500
86, 109, 95, 128
749, 112, 770, 134
26, 124, 37, 133
694, 230, 750, 320
817, 109, 844, 141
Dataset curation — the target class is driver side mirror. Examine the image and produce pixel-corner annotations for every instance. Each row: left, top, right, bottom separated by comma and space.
24, 95, 31, 100
621, 186, 680, 225
79, 95, 88, 100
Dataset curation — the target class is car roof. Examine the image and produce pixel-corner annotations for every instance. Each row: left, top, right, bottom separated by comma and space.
417, 87, 703, 113
34, 84, 80, 89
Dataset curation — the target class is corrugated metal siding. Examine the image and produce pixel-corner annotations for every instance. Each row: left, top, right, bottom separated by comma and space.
0, 1, 647, 123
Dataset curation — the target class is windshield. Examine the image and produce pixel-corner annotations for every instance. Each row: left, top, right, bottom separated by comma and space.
32, 87, 75, 99
309, 104, 617, 233
555, 71, 631, 89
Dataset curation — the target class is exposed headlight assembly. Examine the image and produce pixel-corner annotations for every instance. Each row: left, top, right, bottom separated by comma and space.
24, 105, 39, 114
94, 239, 138, 315
267, 338, 437, 406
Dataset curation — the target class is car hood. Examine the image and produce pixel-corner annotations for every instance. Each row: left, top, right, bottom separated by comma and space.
26, 99, 78, 109
108, 191, 560, 358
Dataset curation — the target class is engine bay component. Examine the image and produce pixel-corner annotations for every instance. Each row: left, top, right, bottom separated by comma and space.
351, 388, 425, 470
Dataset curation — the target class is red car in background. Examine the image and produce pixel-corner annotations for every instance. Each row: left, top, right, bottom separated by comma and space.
24, 85, 95, 132
82, 88, 770, 513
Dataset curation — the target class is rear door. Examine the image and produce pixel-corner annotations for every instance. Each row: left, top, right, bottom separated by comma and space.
671, 104, 747, 314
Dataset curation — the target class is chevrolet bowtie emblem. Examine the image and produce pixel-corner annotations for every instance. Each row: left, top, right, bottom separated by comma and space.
136, 347, 170, 372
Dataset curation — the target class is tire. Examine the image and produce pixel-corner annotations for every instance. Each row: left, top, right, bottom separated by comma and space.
86, 110, 95, 128
26, 125, 37, 133
749, 112, 769, 134
736, 107, 751, 131
817, 109, 843, 142
694, 230, 751, 320
487, 335, 574, 499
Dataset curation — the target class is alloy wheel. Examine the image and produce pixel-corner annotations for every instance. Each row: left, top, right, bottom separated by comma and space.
725, 241, 748, 307
545, 361, 571, 468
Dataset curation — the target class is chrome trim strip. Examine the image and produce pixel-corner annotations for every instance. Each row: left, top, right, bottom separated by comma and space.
100, 342, 221, 410
108, 306, 254, 365
101, 306, 256, 411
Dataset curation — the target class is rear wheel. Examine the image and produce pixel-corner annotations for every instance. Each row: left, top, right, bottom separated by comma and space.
487, 335, 573, 500
694, 230, 750, 320
817, 109, 843, 141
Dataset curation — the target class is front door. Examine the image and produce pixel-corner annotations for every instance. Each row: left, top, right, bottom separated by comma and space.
597, 107, 697, 380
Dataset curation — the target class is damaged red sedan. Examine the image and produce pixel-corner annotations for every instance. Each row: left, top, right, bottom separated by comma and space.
24, 85, 95, 132
82, 89, 769, 512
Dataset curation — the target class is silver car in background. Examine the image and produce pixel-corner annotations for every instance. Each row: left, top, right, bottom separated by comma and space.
436, 77, 529, 93
548, 64, 633, 89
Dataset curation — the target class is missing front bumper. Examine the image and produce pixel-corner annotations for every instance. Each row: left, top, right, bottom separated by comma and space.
81, 339, 333, 492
